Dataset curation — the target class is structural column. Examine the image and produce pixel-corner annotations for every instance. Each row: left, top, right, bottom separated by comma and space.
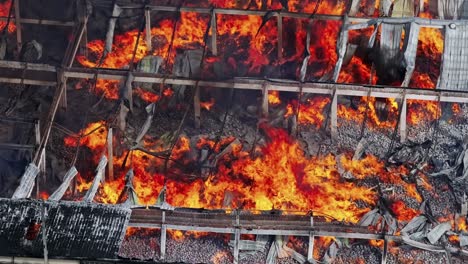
307, 232, 315, 262
277, 14, 282, 60
233, 228, 240, 264
307, 213, 315, 262
14, 0, 22, 52
194, 86, 201, 128
160, 211, 167, 260
210, 11, 217, 55
261, 83, 269, 117
399, 96, 407, 143
107, 128, 114, 180
381, 238, 388, 264
330, 92, 338, 141
145, 8, 152, 50
58, 72, 67, 109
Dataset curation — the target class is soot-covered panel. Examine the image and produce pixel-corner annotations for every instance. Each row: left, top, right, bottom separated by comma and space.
0, 198, 131, 259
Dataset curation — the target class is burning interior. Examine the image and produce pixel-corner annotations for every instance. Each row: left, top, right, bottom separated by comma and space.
2, 0, 468, 263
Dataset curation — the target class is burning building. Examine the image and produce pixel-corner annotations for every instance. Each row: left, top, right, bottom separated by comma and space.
2, 0, 468, 263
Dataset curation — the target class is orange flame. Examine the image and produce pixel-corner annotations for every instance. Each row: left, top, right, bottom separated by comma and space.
285, 97, 331, 128
66, 121, 437, 223
200, 98, 215, 110
0, 0, 15, 33
268, 90, 281, 106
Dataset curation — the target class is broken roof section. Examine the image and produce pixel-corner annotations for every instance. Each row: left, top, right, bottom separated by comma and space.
0, 199, 131, 259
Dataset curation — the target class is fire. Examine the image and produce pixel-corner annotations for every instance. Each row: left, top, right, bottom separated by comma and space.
338, 97, 399, 129
211, 251, 230, 264
67, 120, 439, 224
200, 98, 215, 110
268, 90, 281, 106
285, 97, 331, 128
73, 0, 449, 130
369, 239, 384, 248
64, 121, 107, 150
389, 200, 419, 222
134, 87, 160, 103
39, 191, 49, 200
457, 216, 467, 232
0, 0, 15, 33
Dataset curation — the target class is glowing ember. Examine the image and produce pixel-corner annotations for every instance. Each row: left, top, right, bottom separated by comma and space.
389, 200, 419, 222
200, 98, 215, 110
134, 87, 160, 103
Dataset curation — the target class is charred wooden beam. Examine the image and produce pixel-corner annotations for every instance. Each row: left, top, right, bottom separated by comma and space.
0, 17, 74, 26
13, 0, 22, 52
261, 83, 269, 117
211, 11, 217, 55
277, 14, 282, 60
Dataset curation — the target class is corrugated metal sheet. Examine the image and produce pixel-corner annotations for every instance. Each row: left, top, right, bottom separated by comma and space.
437, 25, 468, 91
392, 0, 414, 17
437, 0, 465, 19
380, 23, 404, 63
0, 199, 131, 259
401, 22, 420, 87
